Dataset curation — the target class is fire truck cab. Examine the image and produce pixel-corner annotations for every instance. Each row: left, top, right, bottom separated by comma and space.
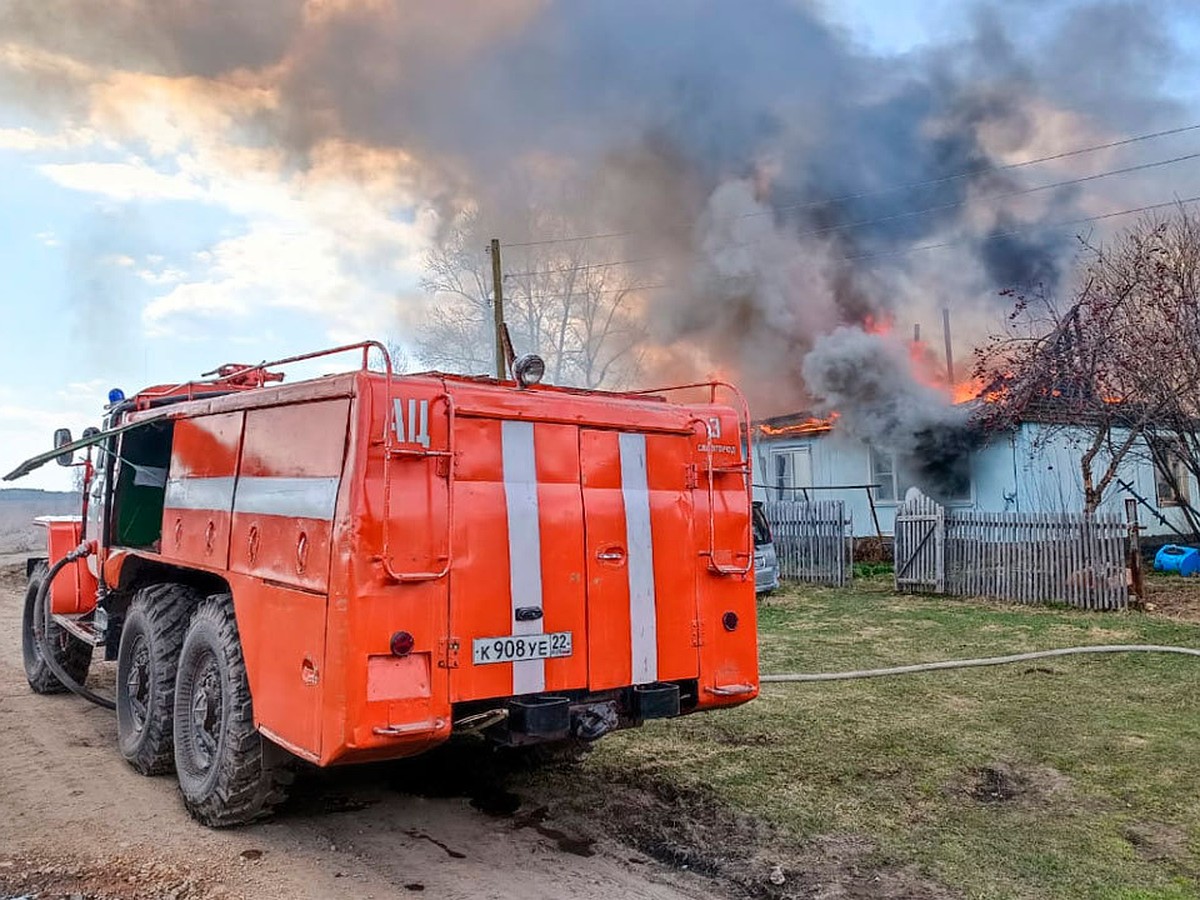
11, 342, 759, 826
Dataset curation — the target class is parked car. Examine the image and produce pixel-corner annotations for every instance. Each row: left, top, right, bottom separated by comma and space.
752, 501, 780, 594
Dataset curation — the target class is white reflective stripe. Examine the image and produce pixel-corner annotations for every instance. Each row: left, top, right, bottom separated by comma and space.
233, 476, 340, 520
164, 476, 237, 512
620, 432, 658, 685
501, 420, 545, 695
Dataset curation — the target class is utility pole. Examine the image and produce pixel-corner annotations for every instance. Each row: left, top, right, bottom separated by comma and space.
942, 307, 955, 384
489, 238, 506, 379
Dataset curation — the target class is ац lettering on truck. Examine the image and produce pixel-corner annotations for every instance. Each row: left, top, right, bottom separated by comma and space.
8, 342, 759, 826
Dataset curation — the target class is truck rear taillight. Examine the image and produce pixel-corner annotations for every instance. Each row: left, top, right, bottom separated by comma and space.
389, 631, 415, 657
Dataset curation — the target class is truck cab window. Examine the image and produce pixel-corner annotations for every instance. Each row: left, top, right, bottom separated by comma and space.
111, 421, 175, 550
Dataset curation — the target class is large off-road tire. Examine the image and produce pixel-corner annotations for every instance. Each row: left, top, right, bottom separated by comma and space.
173, 594, 293, 827
116, 583, 202, 775
22, 561, 93, 694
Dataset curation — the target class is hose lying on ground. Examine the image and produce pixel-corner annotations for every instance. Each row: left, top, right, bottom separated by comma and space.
38, 544, 116, 710
762, 645, 1200, 683
33, 550, 1199, 705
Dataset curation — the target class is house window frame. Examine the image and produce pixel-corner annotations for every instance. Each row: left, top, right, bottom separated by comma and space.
769, 445, 813, 501
870, 445, 973, 506
869, 446, 898, 504
1153, 441, 1192, 508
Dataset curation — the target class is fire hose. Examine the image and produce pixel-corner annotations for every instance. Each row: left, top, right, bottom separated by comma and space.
762, 645, 1200, 683
37, 543, 116, 710
32, 549, 1200, 705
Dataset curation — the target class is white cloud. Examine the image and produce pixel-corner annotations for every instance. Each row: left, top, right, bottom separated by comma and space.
12, 61, 440, 355
34, 230, 59, 248
0, 382, 109, 491
38, 160, 208, 203
136, 266, 186, 286
0, 126, 94, 152
141, 192, 432, 340
143, 280, 247, 335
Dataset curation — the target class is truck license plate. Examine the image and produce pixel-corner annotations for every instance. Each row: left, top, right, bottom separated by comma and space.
472, 632, 573, 665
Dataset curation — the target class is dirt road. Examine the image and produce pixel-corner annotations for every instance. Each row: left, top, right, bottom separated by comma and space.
0, 564, 719, 900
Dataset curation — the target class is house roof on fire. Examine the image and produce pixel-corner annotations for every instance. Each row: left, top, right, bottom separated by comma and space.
755, 411, 836, 438
754, 397, 1196, 443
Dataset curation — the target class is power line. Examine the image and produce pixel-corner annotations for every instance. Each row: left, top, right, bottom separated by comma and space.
793, 149, 1200, 241
504, 254, 665, 280
843, 194, 1200, 262
506, 195, 1200, 301
500, 150, 1200, 278
756, 121, 1200, 219
498, 120, 1200, 249
507, 282, 674, 299
501, 228, 639, 249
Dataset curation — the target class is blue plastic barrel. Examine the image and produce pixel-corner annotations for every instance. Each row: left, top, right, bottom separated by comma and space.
1153, 544, 1200, 577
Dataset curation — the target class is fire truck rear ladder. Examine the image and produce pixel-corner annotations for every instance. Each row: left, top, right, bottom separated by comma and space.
631, 381, 755, 576
380, 389, 457, 582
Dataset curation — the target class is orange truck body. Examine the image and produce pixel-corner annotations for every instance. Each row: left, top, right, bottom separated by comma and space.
43, 354, 759, 765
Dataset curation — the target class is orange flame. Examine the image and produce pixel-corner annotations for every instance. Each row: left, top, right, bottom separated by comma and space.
951, 378, 987, 404
861, 313, 893, 335
758, 413, 838, 436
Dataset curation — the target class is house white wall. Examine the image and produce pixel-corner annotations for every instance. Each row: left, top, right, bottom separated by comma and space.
1007, 424, 1195, 536
753, 430, 901, 535
753, 422, 1197, 538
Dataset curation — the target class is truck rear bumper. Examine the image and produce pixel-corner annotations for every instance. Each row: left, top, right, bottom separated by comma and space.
457, 680, 692, 747
312, 675, 754, 767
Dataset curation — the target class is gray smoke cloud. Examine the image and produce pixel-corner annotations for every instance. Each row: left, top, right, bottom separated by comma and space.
801, 327, 979, 500
1, 0, 1192, 459
802, 328, 964, 456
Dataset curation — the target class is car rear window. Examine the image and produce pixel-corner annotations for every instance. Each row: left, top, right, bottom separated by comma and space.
752, 504, 772, 546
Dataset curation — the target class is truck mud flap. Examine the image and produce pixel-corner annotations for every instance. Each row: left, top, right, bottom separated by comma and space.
631, 682, 680, 720
508, 696, 571, 739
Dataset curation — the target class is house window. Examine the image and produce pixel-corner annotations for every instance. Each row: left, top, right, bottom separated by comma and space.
870, 446, 897, 502
871, 446, 971, 505
771, 447, 812, 500
940, 461, 973, 504
1154, 442, 1191, 507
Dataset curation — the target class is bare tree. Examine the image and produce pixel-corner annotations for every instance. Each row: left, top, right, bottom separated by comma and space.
975, 208, 1200, 522
417, 207, 649, 389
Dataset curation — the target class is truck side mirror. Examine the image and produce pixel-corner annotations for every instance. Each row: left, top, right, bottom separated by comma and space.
54, 428, 74, 467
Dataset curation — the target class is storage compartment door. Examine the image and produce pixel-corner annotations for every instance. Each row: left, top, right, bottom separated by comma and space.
580, 430, 699, 691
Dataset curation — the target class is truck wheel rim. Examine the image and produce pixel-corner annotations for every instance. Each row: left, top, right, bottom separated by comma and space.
189, 652, 223, 771
126, 636, 150, 730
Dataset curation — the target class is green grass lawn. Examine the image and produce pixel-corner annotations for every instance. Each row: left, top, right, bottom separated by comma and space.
573, 577, 1200, 899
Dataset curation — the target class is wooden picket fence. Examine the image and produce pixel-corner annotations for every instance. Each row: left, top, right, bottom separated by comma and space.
762, 500, 852, 586
895, 492, 1129, 610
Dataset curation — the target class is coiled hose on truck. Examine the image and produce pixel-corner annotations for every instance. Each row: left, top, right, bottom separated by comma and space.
37, 544, 116, 710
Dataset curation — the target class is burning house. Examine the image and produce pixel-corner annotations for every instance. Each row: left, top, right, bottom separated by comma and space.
752, 312, 1200, 539
754, 404, 1198, 540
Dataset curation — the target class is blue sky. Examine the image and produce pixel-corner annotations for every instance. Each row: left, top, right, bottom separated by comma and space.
1, 0, 1198, 489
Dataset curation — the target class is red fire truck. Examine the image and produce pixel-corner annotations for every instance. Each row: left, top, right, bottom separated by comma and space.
8, 342, 759, 826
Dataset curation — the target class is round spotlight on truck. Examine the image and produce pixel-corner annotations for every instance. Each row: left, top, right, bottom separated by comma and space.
390, 631, 415, 657
513, 354, 545, 388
